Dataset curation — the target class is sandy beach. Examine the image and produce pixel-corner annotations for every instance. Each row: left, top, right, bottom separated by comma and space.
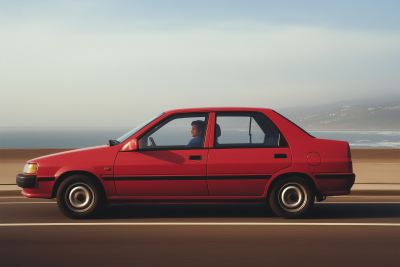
1, 148, 399, 187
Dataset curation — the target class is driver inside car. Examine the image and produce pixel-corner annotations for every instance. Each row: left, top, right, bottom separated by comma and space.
186, 120, 205, 147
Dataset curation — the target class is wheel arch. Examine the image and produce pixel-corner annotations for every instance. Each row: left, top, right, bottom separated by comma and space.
266, 172, 318, 200
51, 171, 107, 199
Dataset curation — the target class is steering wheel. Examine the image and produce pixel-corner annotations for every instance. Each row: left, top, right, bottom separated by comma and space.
149, 137, 157, 147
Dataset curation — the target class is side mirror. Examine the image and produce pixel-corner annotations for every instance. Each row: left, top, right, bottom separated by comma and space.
120, 139, 138, 151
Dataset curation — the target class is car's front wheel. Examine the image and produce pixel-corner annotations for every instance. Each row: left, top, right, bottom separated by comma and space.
269, 176, 314, 219
57, 175, 105, 219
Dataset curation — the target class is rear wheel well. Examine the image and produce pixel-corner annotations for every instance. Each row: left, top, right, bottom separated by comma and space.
266, 172, 318, 201
52, 171, 106, 200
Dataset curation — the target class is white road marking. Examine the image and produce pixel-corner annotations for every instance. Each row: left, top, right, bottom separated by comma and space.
0, 202, 56, 204
0, 222, 399, 227
0, 202, 400, 204
320, 202, 400, 204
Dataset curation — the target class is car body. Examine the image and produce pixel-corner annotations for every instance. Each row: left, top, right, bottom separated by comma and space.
16, 107, 355, 218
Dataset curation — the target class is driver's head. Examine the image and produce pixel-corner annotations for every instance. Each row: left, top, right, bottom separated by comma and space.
191, 120, 206, 138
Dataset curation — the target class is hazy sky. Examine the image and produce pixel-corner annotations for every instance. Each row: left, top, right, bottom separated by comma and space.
1, 0, 399, 127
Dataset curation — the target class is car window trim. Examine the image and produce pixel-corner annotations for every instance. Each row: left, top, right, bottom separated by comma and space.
133, 147, 209, 152
209, 145, 287, 149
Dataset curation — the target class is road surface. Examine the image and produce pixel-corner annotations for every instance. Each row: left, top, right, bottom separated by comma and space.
1, 195, 399, 267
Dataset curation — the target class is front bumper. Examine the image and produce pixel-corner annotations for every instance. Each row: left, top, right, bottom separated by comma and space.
16, 174, 36, 188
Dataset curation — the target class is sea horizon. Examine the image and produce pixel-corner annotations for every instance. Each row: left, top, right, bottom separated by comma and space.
0, 127, 399, 149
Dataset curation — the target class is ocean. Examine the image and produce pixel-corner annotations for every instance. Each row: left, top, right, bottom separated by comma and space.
0, 127, 399, 149
308, 130, 400, 148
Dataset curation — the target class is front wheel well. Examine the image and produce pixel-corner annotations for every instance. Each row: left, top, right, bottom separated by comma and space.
266, 172, 318, 201
51, 171, 106, 199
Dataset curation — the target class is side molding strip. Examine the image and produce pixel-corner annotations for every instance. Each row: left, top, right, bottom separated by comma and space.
314, 174, 355, 179
112, 175, 271, 181
37, 177, 56, 181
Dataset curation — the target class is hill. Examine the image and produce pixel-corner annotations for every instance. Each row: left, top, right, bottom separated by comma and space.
277, 97, 400, 130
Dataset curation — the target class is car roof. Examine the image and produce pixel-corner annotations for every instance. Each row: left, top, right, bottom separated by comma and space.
164, 107, 273, 114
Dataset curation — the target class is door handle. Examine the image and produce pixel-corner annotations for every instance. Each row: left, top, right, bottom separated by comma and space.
274, 154, 287, 158
189, 155, 202, 160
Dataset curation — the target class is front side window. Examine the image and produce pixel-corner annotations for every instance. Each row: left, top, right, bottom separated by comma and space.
116, 113, 164, 143
139, 113, 208, 149
215, 112, 285, 147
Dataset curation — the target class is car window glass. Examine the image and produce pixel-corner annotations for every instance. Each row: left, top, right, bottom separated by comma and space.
139, 114, 208, 149
250, 120, 265, 144
215, 112, 281, 147
116, 113, 164, 142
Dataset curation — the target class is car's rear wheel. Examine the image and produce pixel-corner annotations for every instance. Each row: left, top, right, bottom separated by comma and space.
57, 175, 105, 219
269, 176, 314, 219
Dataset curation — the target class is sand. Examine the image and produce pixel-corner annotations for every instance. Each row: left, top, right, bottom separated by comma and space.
350, 149, 399, 188
1, 148, 399, 186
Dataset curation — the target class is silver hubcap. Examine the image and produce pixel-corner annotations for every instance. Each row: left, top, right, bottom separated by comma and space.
278, 183, 307, 212
65, 183, 95, 212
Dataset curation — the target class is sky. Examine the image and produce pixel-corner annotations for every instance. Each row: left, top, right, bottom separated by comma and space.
1, 0, 399, 127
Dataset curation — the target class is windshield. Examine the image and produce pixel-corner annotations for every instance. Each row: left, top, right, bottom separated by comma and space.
116, 113, 165, 143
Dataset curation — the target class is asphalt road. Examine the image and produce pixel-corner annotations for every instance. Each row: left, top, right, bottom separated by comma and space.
1, 196, 399, 267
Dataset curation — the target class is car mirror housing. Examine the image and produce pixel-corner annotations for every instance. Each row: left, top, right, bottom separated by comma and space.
121, 139, 138, 151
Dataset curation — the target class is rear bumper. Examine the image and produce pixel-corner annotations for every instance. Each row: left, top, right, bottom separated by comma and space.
313, 173, 356, 196
16, 174, 36, 188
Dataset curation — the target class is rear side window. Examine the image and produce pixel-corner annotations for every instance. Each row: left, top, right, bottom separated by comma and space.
215, 112, 287, 148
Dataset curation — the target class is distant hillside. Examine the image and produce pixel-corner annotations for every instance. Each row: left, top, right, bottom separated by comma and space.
277, 98, 400, 130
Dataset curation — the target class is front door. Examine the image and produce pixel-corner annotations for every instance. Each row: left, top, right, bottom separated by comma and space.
207, 112, 292, 196
114, 113, 210, 196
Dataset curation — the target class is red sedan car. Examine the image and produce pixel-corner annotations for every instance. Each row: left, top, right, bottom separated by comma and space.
16, 108, 355, 219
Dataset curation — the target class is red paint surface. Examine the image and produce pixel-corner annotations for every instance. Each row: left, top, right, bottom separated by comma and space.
307, 152, 321, 166
207, 147, 291, 196
19, 107, 355, 202
114, 150, 209, 196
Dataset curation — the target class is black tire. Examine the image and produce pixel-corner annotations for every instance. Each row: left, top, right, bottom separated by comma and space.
269, 176, 315, 219
56, 175, 105, 219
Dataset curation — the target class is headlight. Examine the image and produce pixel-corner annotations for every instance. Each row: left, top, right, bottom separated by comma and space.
23, 163, 38, 174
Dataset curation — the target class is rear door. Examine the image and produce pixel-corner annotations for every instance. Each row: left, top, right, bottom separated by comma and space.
207, 112, 292, 196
